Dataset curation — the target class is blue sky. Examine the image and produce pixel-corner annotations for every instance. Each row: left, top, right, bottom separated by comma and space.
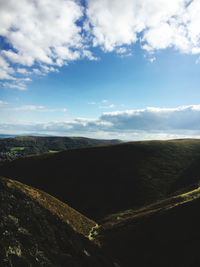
1, 0, 200, 140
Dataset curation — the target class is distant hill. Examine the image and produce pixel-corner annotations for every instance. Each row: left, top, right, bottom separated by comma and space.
1, 139, 200, 220
0, 135, 121, 162
0, 177, 116, 267
0, 134, 18, 139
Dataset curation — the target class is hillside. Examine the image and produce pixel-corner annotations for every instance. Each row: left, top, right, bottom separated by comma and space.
5, 177, 96, 238
96, 185, 200, 267
1, 139, 200, 220
0, 177, 117, 267
0, 135, 121, 162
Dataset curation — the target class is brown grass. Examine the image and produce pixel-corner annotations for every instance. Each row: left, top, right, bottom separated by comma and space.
6, 178, 96, 237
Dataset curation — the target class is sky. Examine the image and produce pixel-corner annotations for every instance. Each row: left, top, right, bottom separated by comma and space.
1, 0, 200, 140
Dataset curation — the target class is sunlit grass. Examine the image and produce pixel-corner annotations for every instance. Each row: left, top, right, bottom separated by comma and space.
10, 147, 25, 152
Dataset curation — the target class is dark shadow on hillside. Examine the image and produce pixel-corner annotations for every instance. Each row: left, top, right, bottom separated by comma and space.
1, 139, 200, 221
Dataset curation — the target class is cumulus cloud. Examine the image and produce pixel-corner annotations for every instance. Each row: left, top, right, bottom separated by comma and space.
86, 0, 200, 54
0, 0, 84, 65
0, 0, 91, 87
1, 0, 200, 89
1, 105, 200, 139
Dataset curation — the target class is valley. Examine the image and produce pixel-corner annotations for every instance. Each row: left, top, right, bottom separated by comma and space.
1, 138, 200, 266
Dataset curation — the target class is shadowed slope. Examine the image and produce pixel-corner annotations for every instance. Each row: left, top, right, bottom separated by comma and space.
96, 185, 200, 267
0, 177, 116, 267
1, 139, 200, 220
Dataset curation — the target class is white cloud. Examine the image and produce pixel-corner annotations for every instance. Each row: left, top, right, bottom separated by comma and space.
116, 47, 128, 54
32, 68, 43, 75
86, 0, 200, 55
3, 105, 67, 113
2, 50, 35, 66
0, 100, 8, 105
1, 0, 200, 89
100, 105, 200, 131
0, 0, 91, 85
14, 105, 45, 111
17, 68, 31, 74
1, 105, 200, 140
148, 57, 156, 63
0, 0, 84, 66
82, 49, 99, 60
2, 82, 27, 90
99, 104, 115, 109
38, 107, 68, 113
40, 65, 59, 74
86, 0, 138, 51
0, 55, 15, 80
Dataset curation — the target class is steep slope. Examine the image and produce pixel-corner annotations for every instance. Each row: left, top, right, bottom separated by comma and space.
1, 139, 200, 220
96, 185, 200, 267
0, 177, 116, 267
5, 177, 96, 238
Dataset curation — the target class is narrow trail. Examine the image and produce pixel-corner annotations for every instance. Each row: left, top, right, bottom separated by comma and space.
100, 185, 200, 230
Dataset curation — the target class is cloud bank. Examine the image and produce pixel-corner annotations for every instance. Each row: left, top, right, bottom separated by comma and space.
0, 0, 200, 89
1, 105, 200, 140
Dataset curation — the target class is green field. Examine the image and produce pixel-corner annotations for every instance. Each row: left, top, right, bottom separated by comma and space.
10, 147, 25, 152
0, 136, 121, 161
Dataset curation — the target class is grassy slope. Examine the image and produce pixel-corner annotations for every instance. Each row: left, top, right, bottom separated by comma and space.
1, 139, 200, 220
5, 178, 96, 238
0, 177, 116, 267
96, 185, 200, 267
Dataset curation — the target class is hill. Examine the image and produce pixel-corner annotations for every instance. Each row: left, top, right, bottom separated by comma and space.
0, 135, 121, 162
1, 139, 200, 220
0, 176, 117, 267
96, 184, 200, 267
0, 134, 18, 139
4, 177, 96, 238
